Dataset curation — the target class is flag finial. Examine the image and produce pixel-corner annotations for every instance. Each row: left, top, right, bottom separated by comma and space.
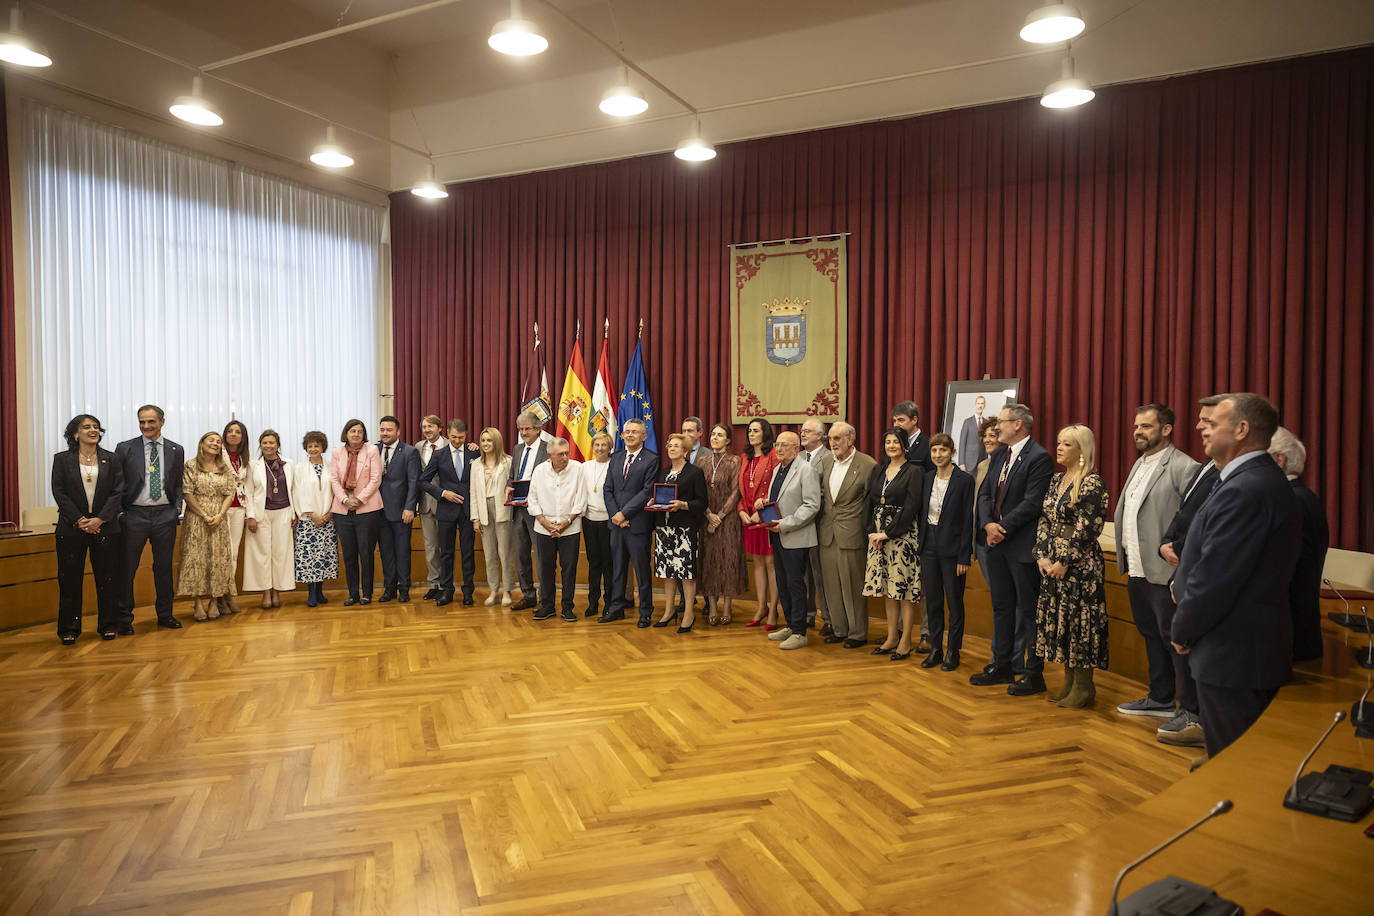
637, 318, 644, 339
603, 317, 609, 339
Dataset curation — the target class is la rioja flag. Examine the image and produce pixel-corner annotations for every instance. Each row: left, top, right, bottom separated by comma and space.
590, 319, 618, 444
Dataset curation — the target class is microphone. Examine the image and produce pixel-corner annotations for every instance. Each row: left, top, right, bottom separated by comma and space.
1284, 709, 1373, 821
1288, 711, 1346, 802
1358, 606, 1374, 669
1325, 578, 1370, 631
1108, 800, 1235, 916
1353, 685, 1373, 739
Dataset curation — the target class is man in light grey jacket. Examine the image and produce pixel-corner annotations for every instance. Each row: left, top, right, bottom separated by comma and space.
760, 431, 821, 650
1112, 404, 1202, 747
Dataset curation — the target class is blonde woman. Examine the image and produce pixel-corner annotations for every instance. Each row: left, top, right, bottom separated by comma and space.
470, 426, 516, 606
1034, 425, 1110, 708
177, 432, 238, 621
244, 429, 296, 609
581, 431, 615, 618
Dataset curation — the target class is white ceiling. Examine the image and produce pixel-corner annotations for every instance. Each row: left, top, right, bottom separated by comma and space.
13, 0, 1374, 198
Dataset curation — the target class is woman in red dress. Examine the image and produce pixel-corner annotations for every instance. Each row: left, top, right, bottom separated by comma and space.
737, 419, 780, 628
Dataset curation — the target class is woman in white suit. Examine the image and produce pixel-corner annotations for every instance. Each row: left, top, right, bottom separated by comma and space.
294, 430, 336, 607
470, 426, 516, 606
242, 429, 297, 608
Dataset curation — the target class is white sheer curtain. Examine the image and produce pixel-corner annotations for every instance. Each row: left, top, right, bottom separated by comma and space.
23, 102, 384, 506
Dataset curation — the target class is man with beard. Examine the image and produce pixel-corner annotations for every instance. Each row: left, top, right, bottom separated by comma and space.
1111, 404, 1200, 747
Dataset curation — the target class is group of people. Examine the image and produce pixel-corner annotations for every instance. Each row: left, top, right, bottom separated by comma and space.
52, 391, 1325, 761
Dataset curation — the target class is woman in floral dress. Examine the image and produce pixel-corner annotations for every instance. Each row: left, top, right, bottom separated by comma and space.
863, 428, 925, 660
697, 422, 746, 624
177, 432, 238, 621
1034, 424, 1109, 709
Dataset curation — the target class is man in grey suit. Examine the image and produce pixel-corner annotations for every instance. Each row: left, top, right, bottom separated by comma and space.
508, 411, 549, 610
817, 422, 876, 647
1112, 404, 1202, 746
799, 417, 833, 635
760, 431, 821, 650
958, 396, 988, 472
415, 414, 446, 600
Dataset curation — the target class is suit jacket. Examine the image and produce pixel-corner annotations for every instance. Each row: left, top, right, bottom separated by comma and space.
245, 456, 296, 518
1112, 444, 1200, 585
653, 463, 707, 530
817, 450, 876, 550
602, 448, 659, 534
292, 458, 333, 518
419, 442, 480, 523
800, 444, 831, 474
1171, 453, 1301, 690
115, 435, 184, 523
510, 438, 548, 486
414, 437, 447, 515
768, 458, 820, 549
51, 447, 124, 534
685, 442, 709, 467
973, 456, 992, 546
976, 438, 1053, 563
328, 445, 383, 514
958, 415, 986, 471
471, 456, 513, 526
375, 441, 421, 522
890, 430, 935, 473
1161, 460, 1219, 558
918, 468, 975, 564
1289, 478, 1330, 661
866, 461, 924, 539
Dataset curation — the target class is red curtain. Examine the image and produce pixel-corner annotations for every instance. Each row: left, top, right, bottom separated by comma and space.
391, 49, 1374, 551
0, 71, 18, 528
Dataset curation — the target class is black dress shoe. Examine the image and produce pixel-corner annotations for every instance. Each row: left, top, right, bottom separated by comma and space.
1007, 674, 1048, 696
115, 624, 135, 636
941, 650, 961, 671
637, 616, 652, 628
533, 608, 556, 620
359, 596, 372, 606
379, 591, 396, 603
512, 597, 538, 610
462, 595, 474, 606
398, 590, 410, 603
560, 609, 577, 621
969, 665, 1015, 686
423, 588, 439, 600
435, 593, 453, 607
343, 597, 359, 607
890, 650, 912, 661
584, 608, 598, 617
843, 639, 867, 649
597, 612, 625, 623
101, 631, 117, 641
871, 646, 894, 656
823, 635, 846, 644
157, 617, 182, 630
920, 648, 944, 669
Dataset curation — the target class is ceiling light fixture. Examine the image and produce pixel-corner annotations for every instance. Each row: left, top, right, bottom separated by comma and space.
310, 126, 354, 168
1040, 54, 1094, 108
169, 75, 223, 126
673, 119, 716, 162
0, 7, 51, 68
411, 161, 449, 199
488, 0, 548, 57
1019, 4, 1085, 44
599, 66, 648, 117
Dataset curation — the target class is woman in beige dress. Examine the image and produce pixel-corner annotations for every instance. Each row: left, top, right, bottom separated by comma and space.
178, 431, 238, 621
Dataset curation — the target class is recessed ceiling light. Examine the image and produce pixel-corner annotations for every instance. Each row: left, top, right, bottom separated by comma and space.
0, 7, 51, 68
310, 126, 354, 169
489, 0, 547, 56
1019, 5, 1085, 44
169, 75, 222, 126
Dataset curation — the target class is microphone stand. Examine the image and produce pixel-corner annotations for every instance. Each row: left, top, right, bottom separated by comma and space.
1108, 801, 1237, 916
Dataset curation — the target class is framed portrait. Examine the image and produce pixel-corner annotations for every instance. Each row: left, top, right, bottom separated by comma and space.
941, 378, 1021, 472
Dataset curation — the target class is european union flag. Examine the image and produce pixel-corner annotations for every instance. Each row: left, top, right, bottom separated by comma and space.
615, 338, 657, 451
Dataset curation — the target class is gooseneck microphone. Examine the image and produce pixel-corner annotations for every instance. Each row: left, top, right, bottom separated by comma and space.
1325, 577, 1350, 616
1108, 800, 1234, 916
1358, 606, 1374, 668
1288, 711, 1348, 802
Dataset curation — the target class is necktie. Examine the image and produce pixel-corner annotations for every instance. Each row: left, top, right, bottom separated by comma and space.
383, 444, 391, 472
804, 451, 812, 464
148, 441, 162, 501
994, 450, 1012, 518
519, 446, 531, 480
623, 451, 634, 479
454, 446, 463, 478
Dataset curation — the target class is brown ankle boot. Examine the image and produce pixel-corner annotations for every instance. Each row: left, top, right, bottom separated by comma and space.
1058, 667, 1096, 708
1049, 666, 1075, 702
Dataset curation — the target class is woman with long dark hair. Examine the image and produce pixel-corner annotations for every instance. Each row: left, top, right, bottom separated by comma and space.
738, 418, 780, 628
51, 414, 125, 643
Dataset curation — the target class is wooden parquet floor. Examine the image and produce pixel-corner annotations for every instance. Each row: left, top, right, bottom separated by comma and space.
0, 589, 1193, 915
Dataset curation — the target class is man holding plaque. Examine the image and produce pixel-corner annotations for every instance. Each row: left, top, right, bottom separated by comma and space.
602, 418, 658, 626
759, 432, 821, 650
508, 411, 548, 610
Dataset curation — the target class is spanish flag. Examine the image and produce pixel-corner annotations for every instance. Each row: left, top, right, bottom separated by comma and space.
555, 330, 594, 461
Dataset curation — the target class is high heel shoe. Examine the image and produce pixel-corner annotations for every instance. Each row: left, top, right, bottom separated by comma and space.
890, 650, 912, 661
652, 609, 680, 628
871, 645, 894, 655
745, 616, 764, 627
677, 617, 695, 634
764, 623, 780, 632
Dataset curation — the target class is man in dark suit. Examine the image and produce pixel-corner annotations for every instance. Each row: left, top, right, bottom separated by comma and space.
971, 403, 1053, 694
681, 416, 708, 466
114, 404, 185, 632
508, 412, 549, 609
375, 416, 421, 603
1269, 426, 1329, 662
890, 400, 936, 473
957, 396, 988, 472
419, 421, 480, 607
1171, 393, 1301, 759
1158, 396, 1224, 571
601, 417, 658, 626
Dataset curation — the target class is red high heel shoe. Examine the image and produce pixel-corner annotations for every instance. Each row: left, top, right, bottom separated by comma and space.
764, 623, 780, 632
746, 617, 764, 627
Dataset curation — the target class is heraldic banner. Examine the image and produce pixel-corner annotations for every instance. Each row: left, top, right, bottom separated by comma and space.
730, 236, 847, 424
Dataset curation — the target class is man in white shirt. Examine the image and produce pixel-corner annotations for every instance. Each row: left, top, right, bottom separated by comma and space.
799, 417, 834, 635
527, 438, 586, 621
1113, 404, 1201, 747
508, 411, 549, 610
415, 414, 445, 600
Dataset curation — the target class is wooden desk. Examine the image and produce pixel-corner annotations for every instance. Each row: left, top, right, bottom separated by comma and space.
952, 669, 1374, 914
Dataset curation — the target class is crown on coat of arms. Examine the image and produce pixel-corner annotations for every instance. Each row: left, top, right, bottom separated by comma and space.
763, 296, 808, 316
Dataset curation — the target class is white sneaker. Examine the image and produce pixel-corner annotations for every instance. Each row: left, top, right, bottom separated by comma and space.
767, 627, 793, 641
485, 592, 498, 606
501, 591, 512, 606
779, 633, 809, 650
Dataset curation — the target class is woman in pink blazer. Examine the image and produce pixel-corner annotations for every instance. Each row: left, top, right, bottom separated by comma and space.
329, 418, 383, 605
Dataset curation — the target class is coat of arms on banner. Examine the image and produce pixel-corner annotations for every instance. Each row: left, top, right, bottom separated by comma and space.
764, 297, 807, 366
